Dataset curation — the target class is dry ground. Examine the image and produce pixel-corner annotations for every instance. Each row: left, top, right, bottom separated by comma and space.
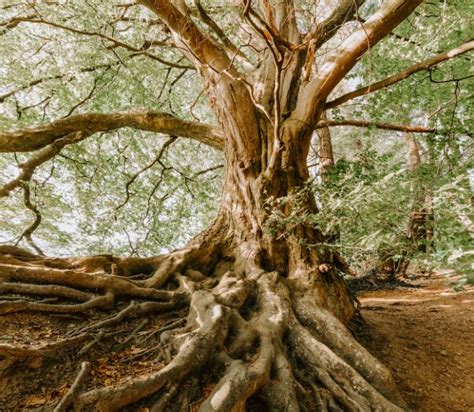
0, 272, 473, 411
355, 273, 474, 412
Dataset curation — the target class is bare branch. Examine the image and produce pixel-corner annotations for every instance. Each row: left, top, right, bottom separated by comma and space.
116, 136, 177, 210
0, 111, 223, 153
16, 183, 45, 256
317, 119, 435, 133
3, 16, 193, 69
0, 63, 118, 104
306, 0, 365, 48
292, 0, 423, 127
327, 40, 474, 109
1, 132, 88, 197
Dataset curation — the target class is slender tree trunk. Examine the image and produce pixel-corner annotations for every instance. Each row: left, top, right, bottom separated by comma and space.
317, 111, 335, 183
378, 134, 434, 277
405, 134, 433, 253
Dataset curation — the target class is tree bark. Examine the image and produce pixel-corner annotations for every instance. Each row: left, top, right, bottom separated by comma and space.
317, 112, 336, 182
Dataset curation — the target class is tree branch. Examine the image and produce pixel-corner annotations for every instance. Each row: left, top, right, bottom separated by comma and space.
0, 63, 116, 103
317, 119, 435, 133
193, 0, 251, 65
1, 132, 88, 197
306, 0, 365, 49
3, 16, 193, 70
16, 183, 45, 255
292, 0, 423, 126
326, 40, 474, 108
0, 111, 223, 153
116, 136, 177, 210
140, 0, 235, 73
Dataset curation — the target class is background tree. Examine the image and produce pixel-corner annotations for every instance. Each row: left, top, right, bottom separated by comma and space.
0, 0, 472, 410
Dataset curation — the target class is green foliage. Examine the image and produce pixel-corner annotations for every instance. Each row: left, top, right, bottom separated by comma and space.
0, 0, 223, 255
266, 147, 472, 285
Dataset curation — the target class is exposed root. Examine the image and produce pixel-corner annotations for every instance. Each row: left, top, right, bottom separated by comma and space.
53, 361, 91, 412
0, 249, 407, 411
74, 300, 177, 336
0, 335, 88, 370
77, 291, 228, 411
0, 291, 114, 315
0, 281, 92, 301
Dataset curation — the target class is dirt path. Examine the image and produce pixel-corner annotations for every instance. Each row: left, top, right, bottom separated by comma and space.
355, 274, 474, 412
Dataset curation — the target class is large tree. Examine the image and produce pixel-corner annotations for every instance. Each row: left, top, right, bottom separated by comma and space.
0, 0, 472, 410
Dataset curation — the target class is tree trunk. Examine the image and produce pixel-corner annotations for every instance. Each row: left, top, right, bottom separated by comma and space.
317, 111, 336, 183
0, 96, 406, 412
377, 134, 434, 277
405, 134, 433, 253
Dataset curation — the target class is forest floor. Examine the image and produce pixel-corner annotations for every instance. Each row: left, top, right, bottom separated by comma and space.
0, 272, 473, 411
354, 272, 474, 412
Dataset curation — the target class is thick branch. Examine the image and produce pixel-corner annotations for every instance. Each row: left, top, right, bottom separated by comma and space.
317, 119, 435, 133
193, 0, 251, 65
0, 132, 87, 197
141, 0, 234, 73
292, 0, 423, 126
0, 111, 223, 153
327, 40, 474, 108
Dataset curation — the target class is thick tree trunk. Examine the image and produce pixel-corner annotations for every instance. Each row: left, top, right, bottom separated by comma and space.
0, 107, 406, 411
201, 72, 355, 322
1, 0, 427, 405
0, 67, 410, 411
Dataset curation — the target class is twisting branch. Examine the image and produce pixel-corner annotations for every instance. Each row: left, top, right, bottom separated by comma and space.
0, 63, 119, 104
116, 136, 177, 210
305, 0, 365, 48
326, 40, 474, 108
317, 119, 436, 133
0, 111, 223, 153
17, 183, 44, 256
2, 16, 193, 69
62, 78, 98, 119
0, 132, 88, 197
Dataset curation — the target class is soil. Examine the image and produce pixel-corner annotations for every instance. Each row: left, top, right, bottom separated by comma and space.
0, 272, 472, 411
354, 273, 474, 412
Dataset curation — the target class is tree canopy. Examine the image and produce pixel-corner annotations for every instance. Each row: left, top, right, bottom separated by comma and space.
1, 0, 471, 261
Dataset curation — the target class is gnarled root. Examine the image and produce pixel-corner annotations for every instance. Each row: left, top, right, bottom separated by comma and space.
0, 249, 407, 411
